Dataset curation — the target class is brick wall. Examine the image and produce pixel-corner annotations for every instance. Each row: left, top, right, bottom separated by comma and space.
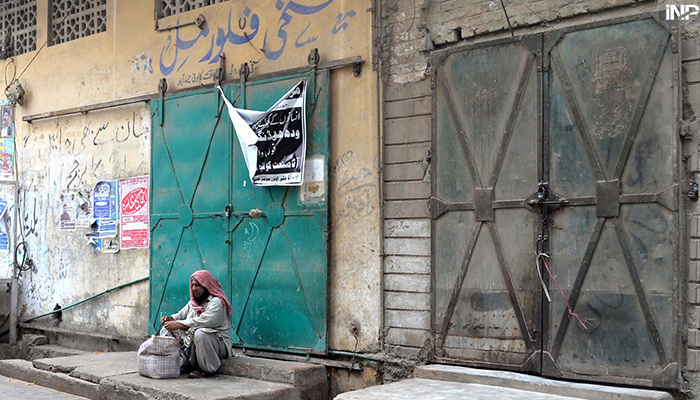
382, 79, 433, 359
683, 21, 700, 379
429, 0, 642, 45
384, 0, 647, 87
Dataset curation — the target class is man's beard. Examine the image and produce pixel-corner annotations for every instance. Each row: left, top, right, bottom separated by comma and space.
193, 291, 208, 304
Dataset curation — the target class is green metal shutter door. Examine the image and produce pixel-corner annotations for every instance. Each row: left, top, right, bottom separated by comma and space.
229, 71, 329, 354
150, 71, 329, 355
150, 88, 234, 333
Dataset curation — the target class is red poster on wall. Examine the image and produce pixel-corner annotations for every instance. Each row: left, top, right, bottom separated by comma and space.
120, 175, 149, 250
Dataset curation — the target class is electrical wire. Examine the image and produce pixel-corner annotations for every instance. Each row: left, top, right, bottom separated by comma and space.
5, 10, 71, 93
4, 59, 16, 89
499, 0, 515, 38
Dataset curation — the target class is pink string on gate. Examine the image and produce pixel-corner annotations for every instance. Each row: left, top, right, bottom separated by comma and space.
537, 253, 590, 330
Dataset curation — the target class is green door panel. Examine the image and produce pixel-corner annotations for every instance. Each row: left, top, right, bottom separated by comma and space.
150, 72, 329, 355
229, 72, 329, 354
150, 88, 234, 335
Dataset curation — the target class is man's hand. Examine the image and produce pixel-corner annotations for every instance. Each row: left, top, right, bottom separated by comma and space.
160, 316, 173, 324
164, 320, 187, 331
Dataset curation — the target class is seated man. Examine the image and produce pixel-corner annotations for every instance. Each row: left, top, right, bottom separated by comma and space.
160, 270, 233, 378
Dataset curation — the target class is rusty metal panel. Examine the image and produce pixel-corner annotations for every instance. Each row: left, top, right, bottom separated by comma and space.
596, 180, 620, 218
431, 12, 682, 389
431, 36, 541, 371
545, 14, 681, 388
475, 188, 494, 222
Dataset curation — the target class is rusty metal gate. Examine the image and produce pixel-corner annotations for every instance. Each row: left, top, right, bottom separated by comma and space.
431, 13, 683, 388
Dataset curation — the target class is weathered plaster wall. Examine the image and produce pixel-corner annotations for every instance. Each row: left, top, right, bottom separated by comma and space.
16, 106, 151, 337
0, 0, 380, 351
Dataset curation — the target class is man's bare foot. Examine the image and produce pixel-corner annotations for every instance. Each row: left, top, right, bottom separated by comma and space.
180, 365, 194, 375
187, 369, 213, 379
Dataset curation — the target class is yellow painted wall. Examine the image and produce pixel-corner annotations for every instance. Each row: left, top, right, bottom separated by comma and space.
0, 0, 380, 350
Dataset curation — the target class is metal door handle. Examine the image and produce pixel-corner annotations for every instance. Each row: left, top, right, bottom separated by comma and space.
249, 208, 263, 218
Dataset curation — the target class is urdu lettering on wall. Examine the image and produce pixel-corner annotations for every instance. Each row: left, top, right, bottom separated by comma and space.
159, 0, 355, 76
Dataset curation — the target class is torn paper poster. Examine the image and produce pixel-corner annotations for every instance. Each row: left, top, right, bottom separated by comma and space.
60, 192, 76, 230
96, 220, 118, 237
217, 86, 263, 182
300, 156, 325, 203
88, 237, 120, 255
0, 196, 7, 220
120, 176, 149, 249
0, 196, 8, 252
93, 180, 118, 220
0, 138, 13, 177
218, 80, 307, 186
1, 104, 12, 139
75, 191, 93, 228
86, 220, 119, 254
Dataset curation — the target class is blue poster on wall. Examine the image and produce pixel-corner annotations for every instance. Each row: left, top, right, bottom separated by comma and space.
93, 180, 118, 220
0, 196, 8, 252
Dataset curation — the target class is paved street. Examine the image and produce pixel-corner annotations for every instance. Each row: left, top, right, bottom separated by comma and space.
0, 376, 88, 399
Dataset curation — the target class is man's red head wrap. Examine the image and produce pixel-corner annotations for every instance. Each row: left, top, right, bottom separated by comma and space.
190, 270, 232, 318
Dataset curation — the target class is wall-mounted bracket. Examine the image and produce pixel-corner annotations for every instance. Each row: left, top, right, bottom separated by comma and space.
353, 62, 362, 77
239, 63, 250, 108
158, 78, 168, 127
308, 48, 320, 108
214, 53, 226, 86
156, 14, 206, 32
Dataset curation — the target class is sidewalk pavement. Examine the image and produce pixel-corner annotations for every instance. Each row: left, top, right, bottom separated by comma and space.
0, 375, 89, 399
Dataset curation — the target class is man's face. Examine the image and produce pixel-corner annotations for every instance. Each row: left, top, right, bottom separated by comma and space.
191, 277, 209, 303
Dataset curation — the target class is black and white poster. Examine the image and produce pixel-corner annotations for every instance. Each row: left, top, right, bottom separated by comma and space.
218, 80, 307, 186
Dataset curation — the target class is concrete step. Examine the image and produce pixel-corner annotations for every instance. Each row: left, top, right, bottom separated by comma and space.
414, 365, 673, 400
28, 345, 89, 361
100, 373, 297, 400
0, 359, 100, 400
22, 333, 49, 347
33, 351, 138, 383
0, 357, 297, 400
221, 353, 328, 399
335, 378, 583, 400
0, 350, 329, 399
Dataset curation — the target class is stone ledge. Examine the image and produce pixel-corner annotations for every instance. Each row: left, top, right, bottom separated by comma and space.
220, 354, 328, 394
414, 364, 673, 400
28, 344, 89, 361
100, 372, 297, 400
0, 359, 100, 400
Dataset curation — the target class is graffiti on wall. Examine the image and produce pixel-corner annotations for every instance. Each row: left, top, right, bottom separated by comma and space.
332, 150, 377, 223
16, 105, 151, 335
159, 0, 356, 79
